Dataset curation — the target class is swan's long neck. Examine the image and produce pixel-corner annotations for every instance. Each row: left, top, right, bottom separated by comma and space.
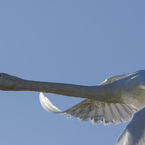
14, 79, 99, 99
6, 77, 120, 103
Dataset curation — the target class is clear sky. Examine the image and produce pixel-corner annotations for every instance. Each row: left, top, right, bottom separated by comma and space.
0, 1, 145, 145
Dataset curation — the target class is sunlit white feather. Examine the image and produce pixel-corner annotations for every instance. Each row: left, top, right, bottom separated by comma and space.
39, 92, 137, 125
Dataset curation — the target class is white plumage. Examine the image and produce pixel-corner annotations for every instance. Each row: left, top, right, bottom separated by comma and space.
116, 107, 145, 145
39, 92, 137, 125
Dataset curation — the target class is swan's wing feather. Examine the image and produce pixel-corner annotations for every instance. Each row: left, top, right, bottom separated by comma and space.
39, 93, 137, 125
39, 92, 61, 113
100, 73, 130, 85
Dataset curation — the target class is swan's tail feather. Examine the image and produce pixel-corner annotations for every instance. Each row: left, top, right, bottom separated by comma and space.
39, 92, 137, 125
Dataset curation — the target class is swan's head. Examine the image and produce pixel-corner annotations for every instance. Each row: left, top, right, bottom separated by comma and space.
0, 73, 22, 91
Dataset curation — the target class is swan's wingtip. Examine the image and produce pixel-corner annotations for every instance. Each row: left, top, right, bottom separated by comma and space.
39, 92, 45, 104
39, 92, 44, 98
39, 92, 62, 114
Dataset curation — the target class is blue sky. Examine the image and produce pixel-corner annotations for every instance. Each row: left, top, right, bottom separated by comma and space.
0, 1, 145, 145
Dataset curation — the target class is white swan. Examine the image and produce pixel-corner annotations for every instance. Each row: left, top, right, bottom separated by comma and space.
39, 70, 145, 125
1, 70, 145, 144
116, 107, 145, 145
0, 70, 144, 125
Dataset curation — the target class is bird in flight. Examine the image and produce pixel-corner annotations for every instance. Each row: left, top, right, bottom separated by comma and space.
39, 70, 145, 125
0, 70, 145, 125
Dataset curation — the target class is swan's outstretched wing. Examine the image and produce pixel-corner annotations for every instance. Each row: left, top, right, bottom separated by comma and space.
100, 73, 130, 85
39, 92, 137, 125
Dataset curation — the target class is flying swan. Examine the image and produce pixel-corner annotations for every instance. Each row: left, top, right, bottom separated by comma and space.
39, 70, 145, 125
0, 70, 145, 125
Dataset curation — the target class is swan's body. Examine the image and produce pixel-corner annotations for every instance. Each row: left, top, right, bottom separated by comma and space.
116, 107, 145, 145
0, 70, 145, 125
